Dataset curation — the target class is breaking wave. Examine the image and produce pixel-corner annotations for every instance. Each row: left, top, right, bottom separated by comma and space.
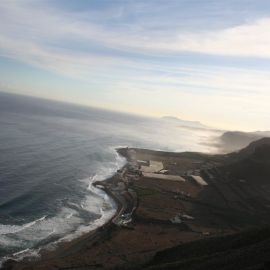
0, 148, 126, 266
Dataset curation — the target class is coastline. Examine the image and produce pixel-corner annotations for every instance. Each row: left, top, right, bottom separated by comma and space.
4, 145, 270, 270
1, 147, 218, 269
1, 148, 131, 270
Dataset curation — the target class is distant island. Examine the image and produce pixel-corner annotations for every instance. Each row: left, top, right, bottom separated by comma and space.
161, 116, 208, 129
5, 137, 270, 270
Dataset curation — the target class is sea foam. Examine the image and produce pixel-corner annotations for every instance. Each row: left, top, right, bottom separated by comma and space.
0, 148, 126, 266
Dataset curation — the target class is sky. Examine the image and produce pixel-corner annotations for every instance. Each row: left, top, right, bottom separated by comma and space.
1, 0, 270, 131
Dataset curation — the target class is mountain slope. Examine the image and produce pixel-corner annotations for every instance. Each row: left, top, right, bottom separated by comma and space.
143, 226, 270, 270
140, 138, 270, 270
223, 138, 270, 184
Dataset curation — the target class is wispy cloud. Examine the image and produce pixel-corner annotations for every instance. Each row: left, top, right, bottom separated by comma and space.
1, 1, 270, 79
2, 0, 270, 67
1, 0, 270, 130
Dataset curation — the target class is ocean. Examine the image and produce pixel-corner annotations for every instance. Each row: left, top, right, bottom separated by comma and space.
0, 92, 219, 263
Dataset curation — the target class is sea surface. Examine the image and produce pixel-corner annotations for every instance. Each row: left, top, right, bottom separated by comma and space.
0, 92, 220, 263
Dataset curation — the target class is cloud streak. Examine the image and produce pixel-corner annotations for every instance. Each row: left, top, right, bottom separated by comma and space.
2, 0, 270, 63
1, 0, 270, 130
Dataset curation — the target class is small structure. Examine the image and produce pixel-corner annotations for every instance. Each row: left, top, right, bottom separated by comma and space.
137, 160, 148, 165
170, 215, 182, 224
193, 169, 200, 176
140, 160, 164, 173
185, 170, 193, 176
191, 175, 208, 186
142, 172, 186, 182
181, 214, 195, 220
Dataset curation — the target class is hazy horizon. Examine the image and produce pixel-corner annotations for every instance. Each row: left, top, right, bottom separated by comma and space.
0, 90, 216, 130
1, 0, 270, 131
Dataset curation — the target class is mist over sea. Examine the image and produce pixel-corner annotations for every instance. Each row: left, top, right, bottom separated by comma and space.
0, 92, 219, 262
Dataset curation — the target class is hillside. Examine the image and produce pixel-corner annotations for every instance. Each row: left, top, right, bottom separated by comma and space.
223, 138, 270, 184
139, 138, 270, 270
141, 226, 270, 270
